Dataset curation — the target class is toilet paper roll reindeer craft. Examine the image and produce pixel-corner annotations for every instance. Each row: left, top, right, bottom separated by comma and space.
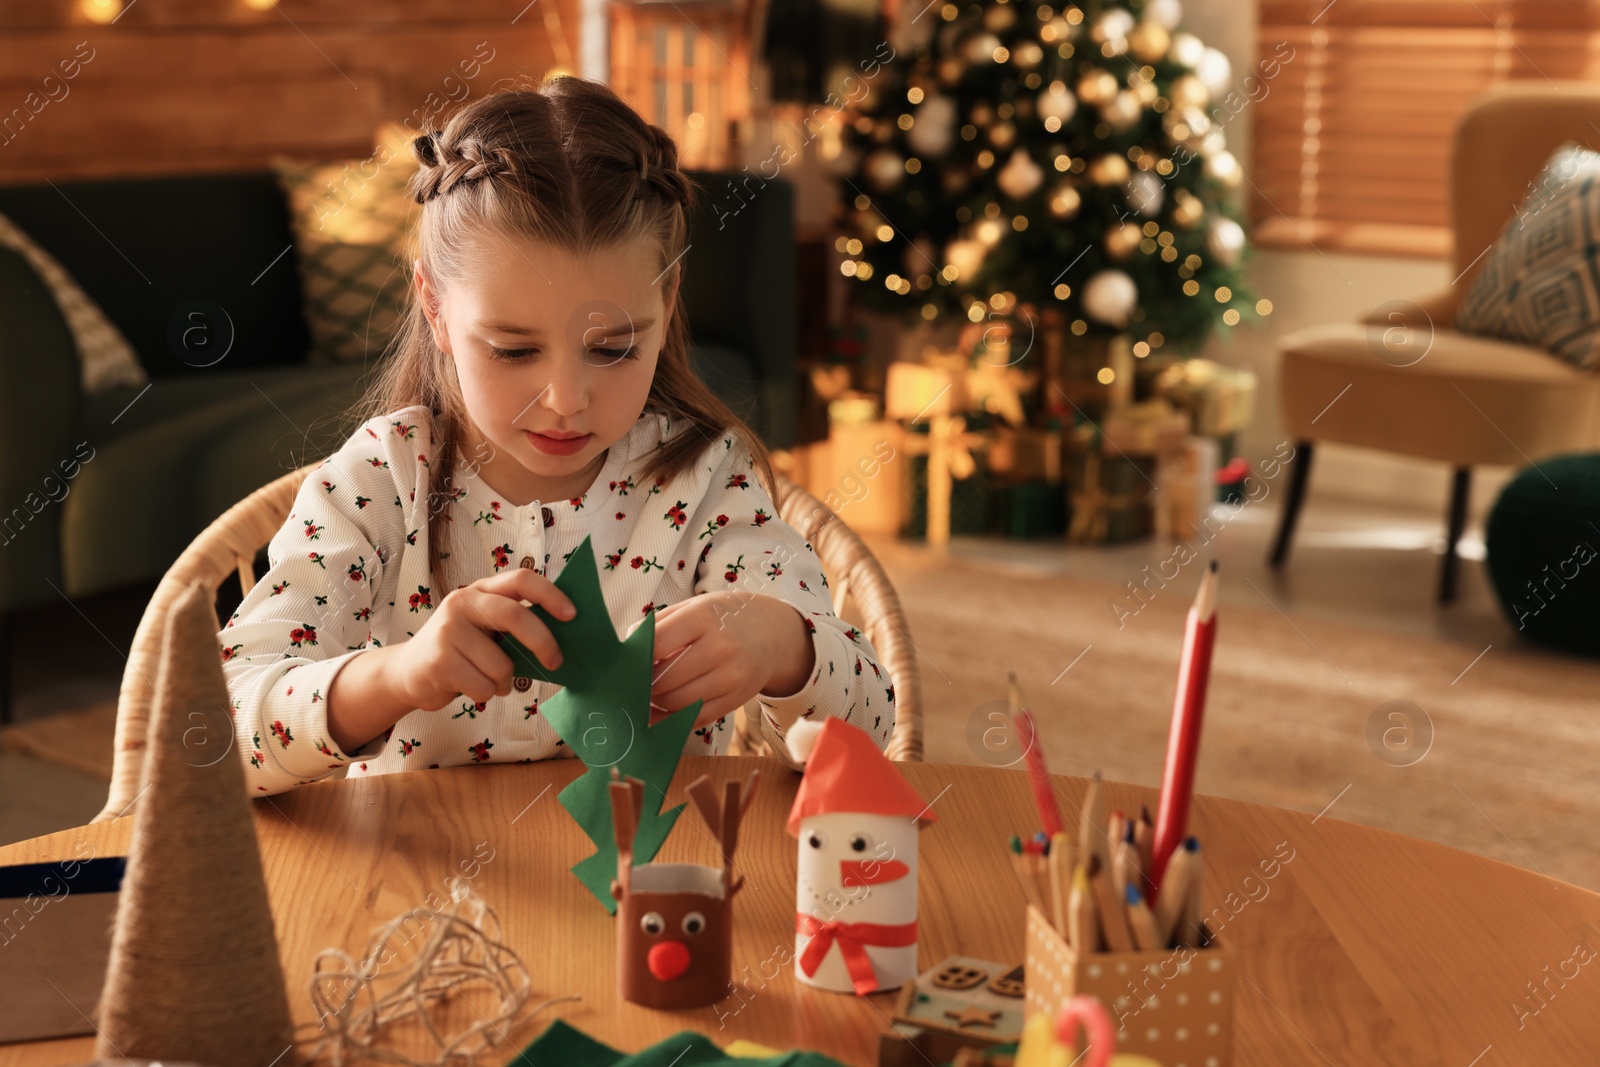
786, 718, 938, 996
609, 769, 759, 1010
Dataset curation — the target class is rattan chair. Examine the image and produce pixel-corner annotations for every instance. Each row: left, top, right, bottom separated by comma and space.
95, 462, 923, 822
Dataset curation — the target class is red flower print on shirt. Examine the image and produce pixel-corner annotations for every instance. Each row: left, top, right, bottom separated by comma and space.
270, 720, 294, 748
468, 738, 495, 762
393, 420, 417, 440
766, 562, 783, 579
476, 501, 504, 525
726, 472, 750, 490
604, 550, 624, 570
303, 519, 322, 540
647, 475, 667, 497
490, 544, 511, 571
615, 511, 626, 520
221, 643, 243, 662
752, 509, 771, 526
665, 501, 688, 528
568, 496, 585, 510
803, 616, 817, 635
397, 738, 421, 757
844, 627, 862, 643
367, 457, 389, 469
723, 554, 746, 583
270, 581, 291, 596
699, 515, 730, 540
408, 586, 433, 612
288, 624, 318, 649
320, 480, 336, 493
610, 476, 635, 495
308, 552, 326, 569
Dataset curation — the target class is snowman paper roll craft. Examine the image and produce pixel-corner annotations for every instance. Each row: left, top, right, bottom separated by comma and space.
786, 718, 938, 996
609, 769, 759, 1010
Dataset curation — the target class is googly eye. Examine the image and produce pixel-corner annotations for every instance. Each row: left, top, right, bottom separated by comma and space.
850, 834, 869, 852
640, 911, 665, 936
808, 831, 826, 849
681, 911, 706, 936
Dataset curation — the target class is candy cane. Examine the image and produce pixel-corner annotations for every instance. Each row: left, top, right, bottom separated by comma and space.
1054, 995, 1115, 1067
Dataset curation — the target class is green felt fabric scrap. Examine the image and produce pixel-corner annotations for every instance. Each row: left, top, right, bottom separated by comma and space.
511, 1020, 853, 1066
497, 535, 702, 912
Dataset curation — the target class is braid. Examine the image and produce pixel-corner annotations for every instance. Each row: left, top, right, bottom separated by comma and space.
411, 132, 518, 204
635, 125, 692, 207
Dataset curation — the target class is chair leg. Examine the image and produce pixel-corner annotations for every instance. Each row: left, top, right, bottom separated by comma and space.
1439, 466, 1471, 605
1268, 441, 1315, 569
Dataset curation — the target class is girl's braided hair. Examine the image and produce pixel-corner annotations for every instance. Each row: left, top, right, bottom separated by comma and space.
355, 75, 773, 596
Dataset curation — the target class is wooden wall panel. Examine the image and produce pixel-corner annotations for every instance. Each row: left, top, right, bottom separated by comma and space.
0, 1, 577, 184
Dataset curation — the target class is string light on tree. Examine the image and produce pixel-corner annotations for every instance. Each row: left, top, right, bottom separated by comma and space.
835, 0, 1256, 352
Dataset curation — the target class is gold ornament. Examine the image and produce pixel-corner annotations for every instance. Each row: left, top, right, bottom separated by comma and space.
1128, 21, 1171, 62
1172, 189, 1205, 229
1012, 40, 1045, 69
1105, 220, 1143, 260
984, 3, 1017, 32
1088, 153, 1130, 186
1101, 90, 1143, 132
1170, 74, 1209, 110
1048, 182, 1081, 219
1076, 69, 1118, 106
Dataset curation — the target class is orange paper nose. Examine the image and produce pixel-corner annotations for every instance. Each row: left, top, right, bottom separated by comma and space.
648, 940, 692, 981
841, 858, 909, 887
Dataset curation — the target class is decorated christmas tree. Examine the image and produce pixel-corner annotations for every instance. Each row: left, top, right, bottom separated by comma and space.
829, 0, 1257, 368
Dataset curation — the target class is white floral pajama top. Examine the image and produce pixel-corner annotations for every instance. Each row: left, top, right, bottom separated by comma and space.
218, 404, 895, 796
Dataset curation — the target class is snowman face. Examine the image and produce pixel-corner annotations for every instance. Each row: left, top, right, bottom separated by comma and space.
796, 812, 919, 920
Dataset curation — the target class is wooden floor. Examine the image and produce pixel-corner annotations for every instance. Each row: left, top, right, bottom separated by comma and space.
4, 491, 1596, 896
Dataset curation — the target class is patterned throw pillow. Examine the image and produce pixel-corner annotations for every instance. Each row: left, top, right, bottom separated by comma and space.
0, 212, 148, 394
272, 123, 420, 364
1457, 143, 1600, 371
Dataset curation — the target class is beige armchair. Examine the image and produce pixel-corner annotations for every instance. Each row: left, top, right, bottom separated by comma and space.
1270, 82, 1600, 602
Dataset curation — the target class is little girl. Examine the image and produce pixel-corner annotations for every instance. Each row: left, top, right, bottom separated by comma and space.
220, 77, 896, 796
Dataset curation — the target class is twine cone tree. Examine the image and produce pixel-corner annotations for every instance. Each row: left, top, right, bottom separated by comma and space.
95, 578, 296, 1066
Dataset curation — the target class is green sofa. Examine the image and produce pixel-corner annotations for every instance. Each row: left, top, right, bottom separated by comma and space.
0, 168, 796, 717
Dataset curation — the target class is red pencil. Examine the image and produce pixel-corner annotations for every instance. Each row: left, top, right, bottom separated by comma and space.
1009, 672, 1064, 839
1150, 560, 1219, 894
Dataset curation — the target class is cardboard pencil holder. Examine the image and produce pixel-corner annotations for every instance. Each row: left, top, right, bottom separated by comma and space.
1023, 904, 1235, 1066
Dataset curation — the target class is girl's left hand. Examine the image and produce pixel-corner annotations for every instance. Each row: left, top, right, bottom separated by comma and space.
648, 593, 814, 727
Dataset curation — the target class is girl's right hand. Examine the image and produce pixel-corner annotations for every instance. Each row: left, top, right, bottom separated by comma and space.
392, 570, 576, 712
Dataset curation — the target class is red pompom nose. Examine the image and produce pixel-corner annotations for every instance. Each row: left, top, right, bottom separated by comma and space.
648, 940, 692, 981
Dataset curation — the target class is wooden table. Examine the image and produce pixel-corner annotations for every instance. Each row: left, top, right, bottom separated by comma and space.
2, 757, 1598, 1065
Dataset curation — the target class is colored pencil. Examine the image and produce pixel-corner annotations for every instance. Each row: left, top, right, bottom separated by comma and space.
1124, 884, 1161, 950
1114, 822, 1144, 898
1049, 831, 1070, 935
1068, 862, 1095, 953
1154, 836, 1201, 947
1087, 855, 1133, 952
1151, 561, 1220, 892
1009, 673, 1065, 839
1134, 805, 1154, 872
1079, 770, 1110, 874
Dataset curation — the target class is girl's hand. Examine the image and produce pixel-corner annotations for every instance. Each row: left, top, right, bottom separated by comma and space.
393, 570, 576, 712
648, 593, 815, 727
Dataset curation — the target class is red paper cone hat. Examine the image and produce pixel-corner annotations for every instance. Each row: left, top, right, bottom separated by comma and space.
785, 718, 937, 836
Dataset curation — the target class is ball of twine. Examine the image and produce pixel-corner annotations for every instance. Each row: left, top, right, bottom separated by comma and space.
293, 876, 579, 1066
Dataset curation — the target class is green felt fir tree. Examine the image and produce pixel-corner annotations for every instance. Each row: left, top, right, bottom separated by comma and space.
498, 535, 702, 913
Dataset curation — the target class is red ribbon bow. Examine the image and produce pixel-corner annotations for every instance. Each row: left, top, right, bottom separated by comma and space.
795, 912, 919, 995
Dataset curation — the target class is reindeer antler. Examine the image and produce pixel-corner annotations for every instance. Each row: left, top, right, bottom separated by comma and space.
686, 771, 760, 895
608, 768, 646, 901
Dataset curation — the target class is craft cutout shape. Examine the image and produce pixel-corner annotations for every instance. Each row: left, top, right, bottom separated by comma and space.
498, 534, 703, 912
